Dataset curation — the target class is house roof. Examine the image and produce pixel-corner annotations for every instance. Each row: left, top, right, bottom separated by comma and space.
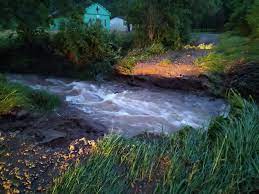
85, 3, 111, 16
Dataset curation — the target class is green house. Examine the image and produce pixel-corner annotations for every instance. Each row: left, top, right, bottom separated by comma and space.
83, 3, 111, 30
50, 3, 111, 31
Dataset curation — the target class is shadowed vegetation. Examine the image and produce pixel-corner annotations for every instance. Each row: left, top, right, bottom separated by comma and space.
51, 92, 259, 193
195, 33, 259, 100
0, 74, 60, 115
196, 33, 259, 73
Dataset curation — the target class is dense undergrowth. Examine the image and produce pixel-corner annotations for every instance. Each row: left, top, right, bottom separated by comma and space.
51, 91, 259, 194
0, 74, 60, 115
196, 33, 259, 73
195, 32, 259, 100
0, 26, 123, 80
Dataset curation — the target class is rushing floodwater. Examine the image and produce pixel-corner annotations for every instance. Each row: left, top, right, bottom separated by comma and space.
8, 74, 229, 136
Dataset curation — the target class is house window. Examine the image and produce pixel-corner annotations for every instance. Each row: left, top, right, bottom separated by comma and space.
96, 6, 99, 13
104, 20, 107, 27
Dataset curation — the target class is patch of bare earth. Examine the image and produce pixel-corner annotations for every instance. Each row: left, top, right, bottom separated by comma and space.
122, 49, 212, 92
0, 106, 106, 193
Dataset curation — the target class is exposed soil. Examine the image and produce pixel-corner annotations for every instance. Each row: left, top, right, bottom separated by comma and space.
133, 49, 207, 77
119, 49, 216, 93
117, 33, 221, 93
0, 105, 106, 193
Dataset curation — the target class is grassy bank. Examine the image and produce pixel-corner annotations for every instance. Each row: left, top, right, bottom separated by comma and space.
196, 33, 259, 73
0, 74, 60, 115
195, 33, 259, 100
51, 92, 259, 193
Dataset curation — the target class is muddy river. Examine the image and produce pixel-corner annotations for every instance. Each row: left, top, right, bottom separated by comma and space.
8, 74, 229, 137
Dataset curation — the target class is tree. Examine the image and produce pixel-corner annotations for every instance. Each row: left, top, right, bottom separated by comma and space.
126, 0, 221, 48
247, 0, 259, 38
0, 0, 78, 43
224, 0, 255, 35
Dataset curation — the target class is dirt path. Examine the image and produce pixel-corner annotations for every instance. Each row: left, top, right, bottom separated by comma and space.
0, 105, 106, 193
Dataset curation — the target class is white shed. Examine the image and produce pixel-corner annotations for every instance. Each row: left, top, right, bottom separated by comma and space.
110, 17, 132, 32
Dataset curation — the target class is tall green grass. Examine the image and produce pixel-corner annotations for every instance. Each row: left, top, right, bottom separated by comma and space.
0, 75, 60, 115
196, 33, 259, 73
51, 92, 259, 194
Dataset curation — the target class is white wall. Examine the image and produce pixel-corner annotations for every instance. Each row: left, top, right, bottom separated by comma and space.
110, 17, 132, 32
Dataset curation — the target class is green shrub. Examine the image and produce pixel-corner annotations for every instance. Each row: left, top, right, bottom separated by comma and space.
110, 32, 134, 54
52, 21, 117, 76
196, 52, 227, 73
146, 43, 165, 55
117, 56, 138, 74
51, 93, 259, 194
51, 21, 119, 79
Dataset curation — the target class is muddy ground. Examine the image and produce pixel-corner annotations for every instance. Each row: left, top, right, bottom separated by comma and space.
0, 105, 106, 193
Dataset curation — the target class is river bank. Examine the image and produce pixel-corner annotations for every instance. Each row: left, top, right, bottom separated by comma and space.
0, 72, 228, 193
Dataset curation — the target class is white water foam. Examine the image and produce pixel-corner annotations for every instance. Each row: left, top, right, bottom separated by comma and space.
8, 74, 229, 136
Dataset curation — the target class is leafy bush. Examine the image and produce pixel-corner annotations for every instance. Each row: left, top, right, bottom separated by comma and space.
52, 21, 118, 77
110, 32, 134, 54
51, 93, 259, 194
116, 57, 137, 74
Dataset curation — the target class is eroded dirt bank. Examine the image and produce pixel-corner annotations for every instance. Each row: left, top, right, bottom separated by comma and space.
117, 34, 222, 94
117, 49, 222, 94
